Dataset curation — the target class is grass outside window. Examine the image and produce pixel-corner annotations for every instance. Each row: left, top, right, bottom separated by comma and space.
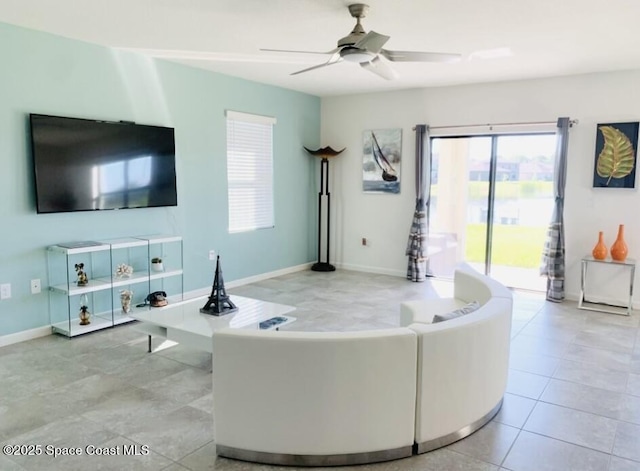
465, 224, 547, 268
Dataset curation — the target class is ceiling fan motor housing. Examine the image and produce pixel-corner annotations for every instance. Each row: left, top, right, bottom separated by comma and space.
348, 3, 370, 19
338, 3, 370, 47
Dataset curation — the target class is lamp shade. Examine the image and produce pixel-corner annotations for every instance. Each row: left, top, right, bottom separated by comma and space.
304, 146, 346, 159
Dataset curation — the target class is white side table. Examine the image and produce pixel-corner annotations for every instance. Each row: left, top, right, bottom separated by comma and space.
579, 256, 636, 316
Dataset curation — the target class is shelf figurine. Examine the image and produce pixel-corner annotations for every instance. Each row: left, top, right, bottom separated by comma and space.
151, 257, 164, 272
75, 263, 88, 286
115, 263, 133, 279
120, 289, 133, 313
79, 294, 91, 325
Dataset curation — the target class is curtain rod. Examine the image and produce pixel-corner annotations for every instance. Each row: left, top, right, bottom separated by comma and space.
413, 119, 578, 131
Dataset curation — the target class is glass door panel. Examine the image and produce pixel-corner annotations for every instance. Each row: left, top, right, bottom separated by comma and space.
490, 135, 556, 290
429, 133, 556, 291
429, 137, 491, 277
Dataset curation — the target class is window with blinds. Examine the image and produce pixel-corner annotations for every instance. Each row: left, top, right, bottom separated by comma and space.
226, 110, 276, 233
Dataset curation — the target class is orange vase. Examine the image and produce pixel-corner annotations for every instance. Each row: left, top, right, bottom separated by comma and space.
610, 224, 628, 262
592, 231, 608, 260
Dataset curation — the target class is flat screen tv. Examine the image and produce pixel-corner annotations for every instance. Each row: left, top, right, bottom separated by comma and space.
29, 113, 177, 214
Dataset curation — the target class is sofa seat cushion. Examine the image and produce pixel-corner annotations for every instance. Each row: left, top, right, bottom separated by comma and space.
432, 300, 480, 323
400, 298, 470, 326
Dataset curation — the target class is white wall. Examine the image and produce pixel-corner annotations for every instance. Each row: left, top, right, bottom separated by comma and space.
322, 70, 640, 304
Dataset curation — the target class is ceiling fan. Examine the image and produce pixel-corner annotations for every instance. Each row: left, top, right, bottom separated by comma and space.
262, 3, 461, 80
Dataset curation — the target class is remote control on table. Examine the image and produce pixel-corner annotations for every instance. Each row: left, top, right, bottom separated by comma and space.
259, 316, 288, 329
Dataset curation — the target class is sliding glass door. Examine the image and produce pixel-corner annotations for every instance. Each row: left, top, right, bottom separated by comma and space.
428, 133, 556, 291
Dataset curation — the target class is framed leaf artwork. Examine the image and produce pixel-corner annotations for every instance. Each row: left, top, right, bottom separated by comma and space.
593, 122, 638, 188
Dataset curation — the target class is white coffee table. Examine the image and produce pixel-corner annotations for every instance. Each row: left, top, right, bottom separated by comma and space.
130, 295, 296, 353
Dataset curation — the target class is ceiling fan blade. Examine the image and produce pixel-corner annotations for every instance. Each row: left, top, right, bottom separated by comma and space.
380, 49, 462, 63
261, 47, 339, 55
360, 57, 398, 80
354, 31, 390, 54
291, 52, 342, 76
468, 47, 512, 60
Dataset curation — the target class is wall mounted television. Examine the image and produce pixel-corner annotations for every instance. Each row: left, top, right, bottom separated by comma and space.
29, 113, 178, 214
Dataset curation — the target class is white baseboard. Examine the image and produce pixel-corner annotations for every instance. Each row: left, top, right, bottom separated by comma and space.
227, 262, 313, 288
0, 325, 52, 348
185, 262, 314, 300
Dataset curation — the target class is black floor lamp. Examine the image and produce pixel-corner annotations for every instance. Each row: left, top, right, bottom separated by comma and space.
304, 146, 345, 272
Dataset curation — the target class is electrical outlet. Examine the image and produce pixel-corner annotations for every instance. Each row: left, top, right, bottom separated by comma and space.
209, 250, 217, 260
31, 279, 41, 294
0, 283, 11, 300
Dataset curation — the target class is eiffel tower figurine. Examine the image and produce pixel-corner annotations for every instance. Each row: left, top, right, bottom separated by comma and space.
200, 255, 238, 316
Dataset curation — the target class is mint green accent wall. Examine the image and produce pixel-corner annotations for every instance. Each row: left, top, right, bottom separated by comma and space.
0, 23, 320, 336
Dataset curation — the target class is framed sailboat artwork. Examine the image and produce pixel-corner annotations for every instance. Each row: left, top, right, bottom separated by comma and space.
362, 128, 402, 194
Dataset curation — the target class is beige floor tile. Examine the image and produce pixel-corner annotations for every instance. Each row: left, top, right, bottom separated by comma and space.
0, 454, 26, 470
448, 421, 519, 465
510, 334, 571, 359
553, 359, 629, 393
493, 393, 536, 428
411, 448, 500, 470
523, 402, 618, 453
618, 394, 640, 425
503, 431, 609, 471
627, 373, 640, 397
561, 343, 632, 372
608, 456, 640, 471
506, 369, 550, 400
508, 350, 560, 377
540, 378, 623, 419
613, 422, 640, 462
125, 406, 213, 462
0, 270, 639, 470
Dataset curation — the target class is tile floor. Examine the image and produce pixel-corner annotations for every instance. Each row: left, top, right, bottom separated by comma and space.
1, 269, 639, 471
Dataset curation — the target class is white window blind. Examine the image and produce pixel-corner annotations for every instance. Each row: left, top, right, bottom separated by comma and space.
226, 110, 276, 233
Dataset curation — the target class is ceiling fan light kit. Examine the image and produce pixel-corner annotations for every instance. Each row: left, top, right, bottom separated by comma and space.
262, 3, 462, 80
341, 47, 375, 63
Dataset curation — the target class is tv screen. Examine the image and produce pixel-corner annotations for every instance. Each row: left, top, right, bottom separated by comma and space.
29, 114, 177, 214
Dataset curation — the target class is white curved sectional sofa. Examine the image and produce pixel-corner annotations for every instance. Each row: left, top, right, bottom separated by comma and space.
400, 264, 513, 453
213, 328, 418, 466
212, 264, 512, 466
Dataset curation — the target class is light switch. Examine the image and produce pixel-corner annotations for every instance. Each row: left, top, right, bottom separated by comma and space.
0, 283, 11, 300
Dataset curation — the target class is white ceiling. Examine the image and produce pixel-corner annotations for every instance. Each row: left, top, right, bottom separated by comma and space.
2, 0, 640, 97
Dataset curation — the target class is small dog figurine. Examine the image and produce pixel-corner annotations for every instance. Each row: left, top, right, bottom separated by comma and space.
79, 304, 91, 325
75, 263, 88, 286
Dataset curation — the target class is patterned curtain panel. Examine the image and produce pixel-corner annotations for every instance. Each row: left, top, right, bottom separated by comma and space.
406, 125, 431, 282
540, 117, 570, 301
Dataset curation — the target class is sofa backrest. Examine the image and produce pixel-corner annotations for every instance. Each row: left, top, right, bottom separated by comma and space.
212, 327, 418, 456
454, 263, 512, 305
408, 295, 512, 448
